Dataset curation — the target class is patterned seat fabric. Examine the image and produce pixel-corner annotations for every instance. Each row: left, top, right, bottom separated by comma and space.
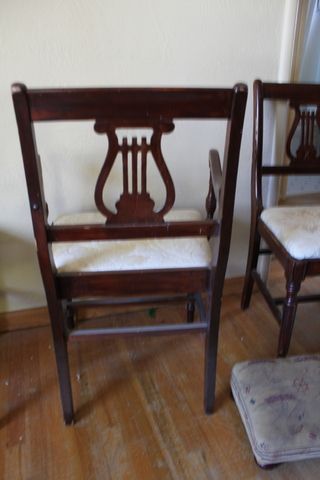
53, 209, 212, 272
261, 206, 320, 260
231, 356, 320, 467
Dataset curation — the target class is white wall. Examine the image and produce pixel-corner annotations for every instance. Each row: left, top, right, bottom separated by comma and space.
0, 0, 290, 312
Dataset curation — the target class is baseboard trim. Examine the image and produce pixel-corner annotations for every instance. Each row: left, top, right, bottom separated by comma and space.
0, 306, 49, 333
0, 276, 245, 333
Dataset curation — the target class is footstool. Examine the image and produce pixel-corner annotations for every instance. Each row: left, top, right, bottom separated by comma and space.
231, 355, 320, 467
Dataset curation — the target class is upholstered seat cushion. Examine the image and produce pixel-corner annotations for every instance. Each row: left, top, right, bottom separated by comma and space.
261, 206, 320, 260
231, 356, 320, 467
52, 209, 212, 272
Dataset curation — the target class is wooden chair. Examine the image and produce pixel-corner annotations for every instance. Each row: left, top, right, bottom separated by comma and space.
241, 80, 320, 357
12, 83, 247, 424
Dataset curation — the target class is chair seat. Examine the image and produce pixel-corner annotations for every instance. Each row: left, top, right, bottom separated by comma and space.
261, 206, 320, 260
231, 355, 320, 467
52, 209, 212, 272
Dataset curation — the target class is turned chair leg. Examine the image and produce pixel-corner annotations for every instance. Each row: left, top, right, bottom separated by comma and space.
241, 220, 261, 310
277, 278, 301, 357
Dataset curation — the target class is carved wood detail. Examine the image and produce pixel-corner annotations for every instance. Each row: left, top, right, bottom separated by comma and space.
94, 120, 175, 223
286, 103, 320, 165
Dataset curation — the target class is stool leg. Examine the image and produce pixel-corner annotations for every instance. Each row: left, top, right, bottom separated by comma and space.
254, 457, 281, 470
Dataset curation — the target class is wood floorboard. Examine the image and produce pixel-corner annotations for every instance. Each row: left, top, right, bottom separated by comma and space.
1, 264, 320, 479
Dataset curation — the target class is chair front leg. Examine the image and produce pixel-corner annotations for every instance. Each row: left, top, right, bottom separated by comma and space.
277, 274, 302, 357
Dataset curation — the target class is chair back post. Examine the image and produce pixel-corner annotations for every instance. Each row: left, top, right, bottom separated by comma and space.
252, 79, 264, 215
211, 84, 247, 286
11, 84, 59, 280
12, 84, 47, 233
12, 83, 66, 331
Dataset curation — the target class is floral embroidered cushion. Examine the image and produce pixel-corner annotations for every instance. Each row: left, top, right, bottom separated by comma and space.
231, 356, 320, 467
261, 206, 320, 260
53, 209, 211, 272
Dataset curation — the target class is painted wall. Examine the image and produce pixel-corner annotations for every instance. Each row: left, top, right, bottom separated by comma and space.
0, 0, 290, 312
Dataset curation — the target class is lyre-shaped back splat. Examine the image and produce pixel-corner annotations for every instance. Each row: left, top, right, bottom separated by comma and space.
94, 120, 175, 223
286, 103, 320, 165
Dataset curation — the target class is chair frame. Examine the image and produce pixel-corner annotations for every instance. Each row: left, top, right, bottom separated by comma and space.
13, 83, 247, 424
241, 79, 320, 357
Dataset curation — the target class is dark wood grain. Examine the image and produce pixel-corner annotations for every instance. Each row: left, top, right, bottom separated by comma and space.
47, 220, 218, 242
241, 79, 320, 357
93, 119, 176, 223
56, 269, 210, 298
18, 86, 235, 121
12, 81, 247, 423
262, 82, 320, 102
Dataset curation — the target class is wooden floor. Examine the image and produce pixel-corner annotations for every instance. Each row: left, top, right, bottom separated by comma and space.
1, 263, 320, 479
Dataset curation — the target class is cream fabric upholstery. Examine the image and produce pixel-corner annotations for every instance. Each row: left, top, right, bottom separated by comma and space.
231, 356, 320, 467
52, 209, 212, 273
261, 206, 320, 260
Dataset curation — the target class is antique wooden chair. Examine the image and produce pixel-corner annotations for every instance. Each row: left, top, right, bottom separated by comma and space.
241, 80, 320, 357
12, 83, 247, 424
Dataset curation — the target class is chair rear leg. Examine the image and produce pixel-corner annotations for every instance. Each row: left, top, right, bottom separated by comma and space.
277, 278, 301, 357
204, 293, 221, 414
241, 220, 261, 309
187, 296, 195, 323
65, 302, 76, 330
47, 300, 74, 424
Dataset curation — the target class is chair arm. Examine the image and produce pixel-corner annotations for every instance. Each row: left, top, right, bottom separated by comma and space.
206, 149, 222, 219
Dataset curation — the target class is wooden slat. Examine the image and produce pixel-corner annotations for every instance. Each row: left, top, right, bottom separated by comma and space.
68, 322, 207, 341
261, 165, 320, 175
274, 293, 320, 305
25, 87, 235, 121
47, 220, 218, 242
57, 268, 210, 298
262, 82, 320, 103
68, 294, 190, 309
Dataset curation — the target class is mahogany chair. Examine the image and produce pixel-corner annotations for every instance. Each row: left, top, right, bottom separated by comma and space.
12, 83, 247, 424
241, 80, 320, 357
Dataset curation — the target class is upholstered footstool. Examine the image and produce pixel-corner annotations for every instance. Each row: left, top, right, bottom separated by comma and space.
231, 356, 320, 468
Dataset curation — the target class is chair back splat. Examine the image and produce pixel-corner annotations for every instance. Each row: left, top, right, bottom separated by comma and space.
242, 80, 320, 357
13, 83, 247, 424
